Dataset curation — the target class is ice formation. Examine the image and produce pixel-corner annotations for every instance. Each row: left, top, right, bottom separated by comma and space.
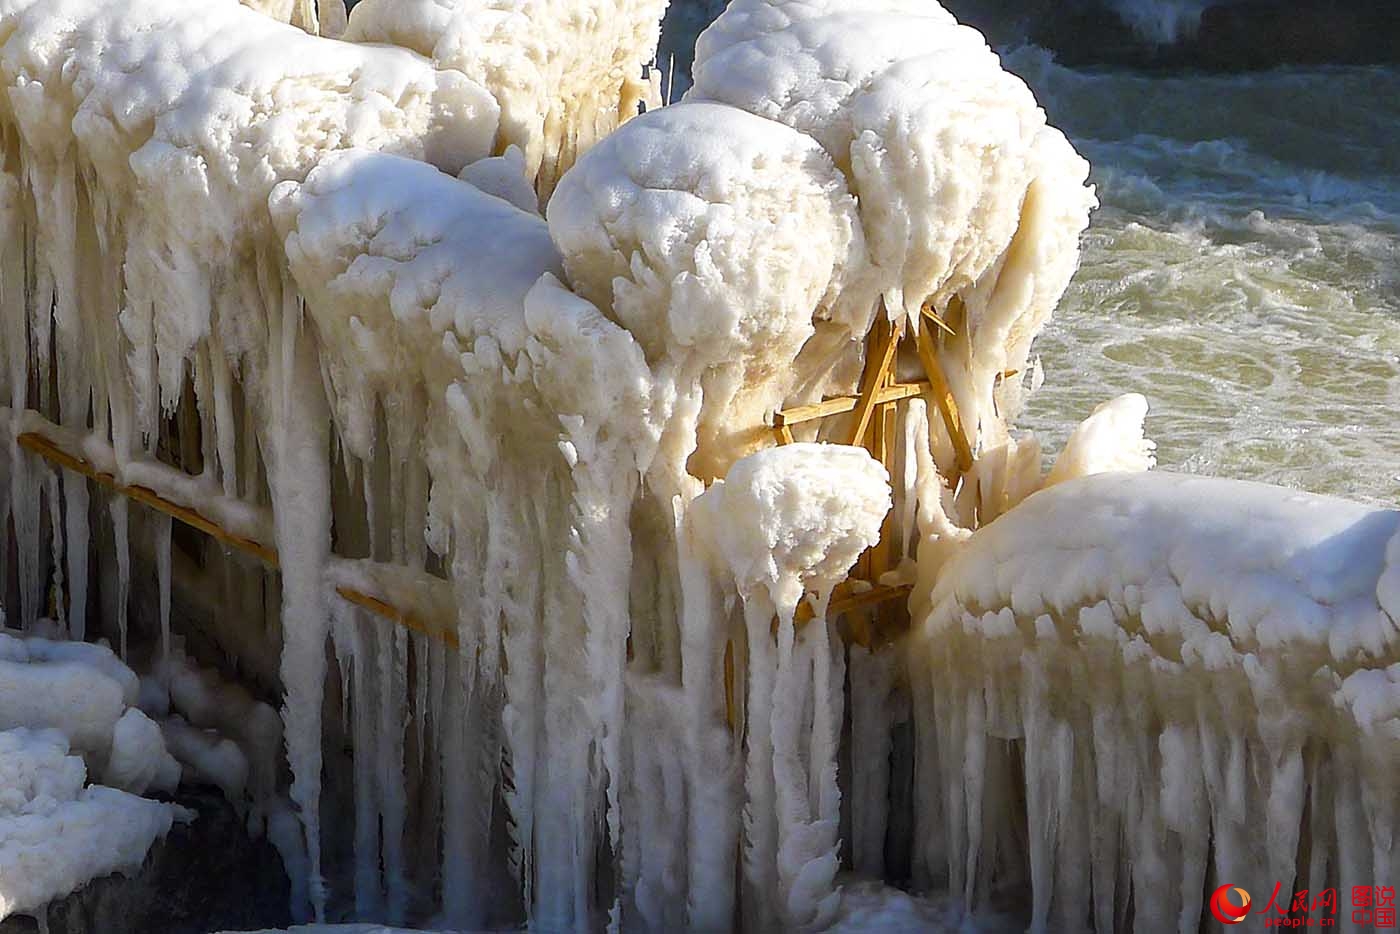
0, 729, 182, 920
910, 471, 1400, 932
1044, 392, 1157, 487
0, 632, 187, 923
687, 0, 1097, 505
692, 444, 890, 930
1, 0, 1394, 930
343, 0, 666, 198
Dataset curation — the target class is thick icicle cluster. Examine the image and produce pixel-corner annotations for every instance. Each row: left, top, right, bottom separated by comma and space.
692, 444, 890, 930
0, 0, 502, 919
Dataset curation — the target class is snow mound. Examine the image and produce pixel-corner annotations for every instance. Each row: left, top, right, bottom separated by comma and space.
0, 729, 181, 921
695, 443, 891, 613
0, 649, 126, 760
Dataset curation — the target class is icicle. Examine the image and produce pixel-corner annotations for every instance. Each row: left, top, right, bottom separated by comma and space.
328, 596, 353, 737
739, 591, 780, 932
770, 594, 842, 931
209, 336, 239, 498
13, 447, 44, 630
110, 496, 130, 659
900, 402, 925, 556
348, 609, 384, 920
155, 512, 172, 663
414, 632, 428, 774
675, 504, 738, 931
46, 469, 65, 633
559, 410, 638, 885
497, 490, 543, 912
60, 468, 89, 640
440, 638, 493, 928
269, 292, 333, 922
377, 622, 409, 923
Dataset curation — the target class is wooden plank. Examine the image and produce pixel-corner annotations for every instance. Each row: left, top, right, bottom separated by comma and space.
19, 431, 280, 566
845, 317, 904, 447
335, 585, 457, 649
920, 302, 957, 337
17, 430, 441, 644
914, 326, 974, 475
773, 381, 928, 429
869, 400, 899, 579
791, 581, 912, 626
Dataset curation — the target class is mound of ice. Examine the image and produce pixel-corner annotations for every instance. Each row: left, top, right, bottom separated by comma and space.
0, 730, 181, 921
549, 101, 875, 479
105, 709, 182, 797
692, 444, 890, 929
0, 646, 126, 761
695, 443, 891, 614
272, 149, 565, 458
689, 0, 1097, 497
1045, 392, 1157, 486
344, 0, 666, 197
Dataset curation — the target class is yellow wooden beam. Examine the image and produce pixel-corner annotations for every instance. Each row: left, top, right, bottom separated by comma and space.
845, 317, 904, 447
920, 302, 957, 337
16, 430, 453, 646
19, 431, 279, 566
790, 581, 911, 626
914, 325, 974, 475
773, 381, 929, 430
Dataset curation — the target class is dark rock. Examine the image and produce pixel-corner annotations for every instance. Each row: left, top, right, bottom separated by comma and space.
0, 788, 292, 934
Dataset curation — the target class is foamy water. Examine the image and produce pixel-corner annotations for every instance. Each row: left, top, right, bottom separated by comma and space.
1005, 48, 1400, 504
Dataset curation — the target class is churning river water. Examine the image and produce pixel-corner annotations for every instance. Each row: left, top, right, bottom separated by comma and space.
1005, 49, 1400, 504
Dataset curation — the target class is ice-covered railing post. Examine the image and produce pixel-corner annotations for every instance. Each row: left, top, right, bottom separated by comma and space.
764, 305, 978, 647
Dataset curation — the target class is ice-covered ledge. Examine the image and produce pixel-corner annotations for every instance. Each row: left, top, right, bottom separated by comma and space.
910, 470, 1400, 933
918, 470, 1400, 662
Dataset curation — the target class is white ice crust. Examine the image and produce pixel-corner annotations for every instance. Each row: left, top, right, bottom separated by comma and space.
910, 471, 1400, 932
689, 0, 1098, 476
0, 729, 178, 920
695, 443, 891, 612
344, 0, 666, 196
0, 634, 185, 922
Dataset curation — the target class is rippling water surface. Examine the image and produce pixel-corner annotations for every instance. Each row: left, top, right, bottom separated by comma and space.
1006, 50, 1400, 504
